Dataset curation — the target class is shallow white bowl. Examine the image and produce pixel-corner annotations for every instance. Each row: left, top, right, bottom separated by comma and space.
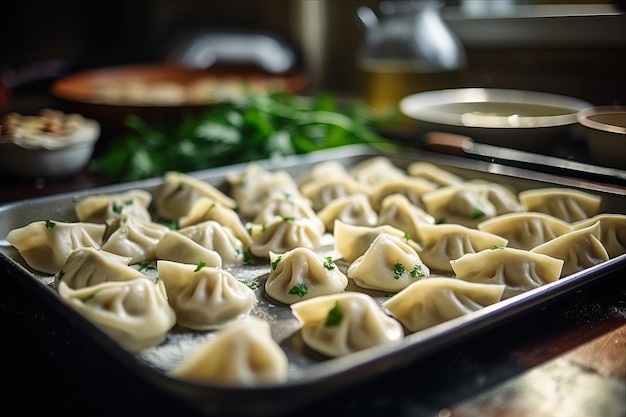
399, 88, 592, 151
576, 105, 626, 169
0, 118, 100, 179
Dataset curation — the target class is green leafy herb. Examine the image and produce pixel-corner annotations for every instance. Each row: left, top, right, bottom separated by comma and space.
88, 92, 394, 183
323, 256, 335, 270
271, 255, 283, 271
393, 263, 405, 280
472, 208, 486, 220
45, 219, 56, 228
282, 216, 296, 221
239, 279, 260, 291
491, 245, 504, 250
288, 283, 309, 297
410, 264, 426, 279
324, 301, 343, 327
194, 261, 206, 272
56, 270, 65, 281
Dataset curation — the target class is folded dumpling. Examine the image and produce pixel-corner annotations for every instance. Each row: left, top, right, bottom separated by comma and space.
74, 189, 153, 223
367, 175, 437, 212
299, 175, 363, 212
252, 193, 318, 226
55, 247, 141, 289
531, 222, 609, 277
421, 185, 497, 228
266, 248, 348, 304
101, 214, 171, 264
248, 217, 324, 258
518, 187, 602, 222
477, 212, 573, 251
154, 171, 236, 221
317, 193, 378, 232
179, 220, 247, 265
465, 179, 524, 215
154, 230, 222, 267
383, 277, 505, 333
347, 233, 430, 292
349, 156, 405, 188
291, 292, 404, 357
333, 220, 421, 263
169, 316, 288, 386
57, 277, 176, 352
572, 213, 626, 259
450, 247, 564, 299
406, 161, 464, 188
377, 193, 435, 240
6, 219, 106, 274
297, 160, 350, 188
157, 260, 256, 330
414, 223, 508, 273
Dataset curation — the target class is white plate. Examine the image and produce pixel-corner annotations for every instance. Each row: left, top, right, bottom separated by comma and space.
399, 88, 592, 151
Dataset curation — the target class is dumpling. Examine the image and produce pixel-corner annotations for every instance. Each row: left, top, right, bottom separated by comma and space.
316, 193, 378, 232
154, 230, 222, 267
248, 217, 324, 258
406, 161, 464, 188
252, 192, 318, 227
6, 219, 106, 274
518, 187, 602, 222
347, 233, 430, 292
178, 198, 252, 250
291, 292, 404, 357
154, 171, 236, 221
179, 220, 247, 265
377, 193, 435, 240
383, 278, 505, 333
414, 223, 508, 273
421, 185, 497, 228
465, 179, 524, 215
299, 175, 363, 212
571, 214, 626, 259
55, 247, 141, 289
100, 214, 171, 264
169, 316, 288, 386
349, 156, 405, 188
297, 160, 350, 188
367, 175, 437, 212
450, 247, 564, 299
57, 277, 176, 352
157, 260, 256, 330
531, 222, 609, 277
333, 220, 421, 263
265, 248, 348, 304
74, 189, 153, 223
477, 212, 573, 250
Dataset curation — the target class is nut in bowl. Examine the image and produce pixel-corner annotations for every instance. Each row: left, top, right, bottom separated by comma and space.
576, 105, 626, 170
0, 109, 100, 179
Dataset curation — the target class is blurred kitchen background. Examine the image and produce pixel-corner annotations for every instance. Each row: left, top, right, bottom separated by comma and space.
2, 0, 625, 114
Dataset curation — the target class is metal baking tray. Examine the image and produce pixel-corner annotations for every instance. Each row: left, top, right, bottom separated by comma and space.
1, 143, 625, 417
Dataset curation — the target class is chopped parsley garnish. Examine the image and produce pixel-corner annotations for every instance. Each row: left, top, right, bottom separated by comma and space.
323, 257, 335, 270
393, 263, 405, 280
403, 232, 411, 242
176, 182, 187, 192
282, 216, 296, 221
271, 255, 283, 270
324, 301, 343, 327
491, 245, 504, 250
137, 260, 156, 271
410, 264, 426, 278
56, 270, 65, 281
194, 261, 206, 272
472, 208, 486, 220
44, 219, 56, 228
112, 199, 134, 214
288, 283, 309, 297
157, 219, 180, 230
239, 279, 260, 291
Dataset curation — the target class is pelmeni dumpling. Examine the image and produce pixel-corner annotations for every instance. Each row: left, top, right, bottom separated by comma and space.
349, 156, 405, 188
157, 260, 256, 330
74, 189, 153, 223
333, 220, 421, 263
154, 171, 236, 221
55, 247, 141, 289
477, 212, 573, 251
347, 233, 430, 292
291, 292, 404, 357
154, 230, 222, 267
377, 193, 435, 240
248, 217, 324, 258
518, 187, 602, 222
6, 220, 106, 274
572, 213, 626, 258
465, 179, 524, 215
252, 192, 318, 226
317, 193, 378, 232
414, 223, 508, 273
299, 175, 363, 212
421, 185, 497, 228
383, 278, 505, 333
531, 222, 609, 277
266, 248, 348, 304
57, 277, 176, 352
178, 198, 252, 250
170, 316, 288, 386
367, 175, 437, 212
179, 220, 246, 265
450, 247, 564, 299
100, 214, 171, 264
297, 160, 350, 188
406, 161, 464, 188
